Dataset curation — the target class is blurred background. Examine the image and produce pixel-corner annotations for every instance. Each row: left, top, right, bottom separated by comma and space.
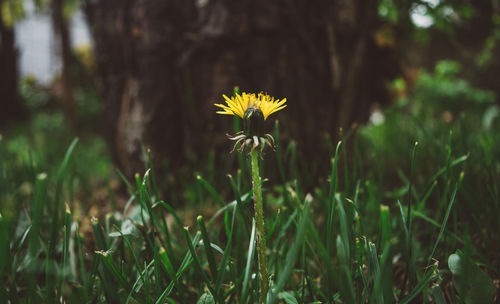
2, 1, 500, 300
1, 0, 499, 196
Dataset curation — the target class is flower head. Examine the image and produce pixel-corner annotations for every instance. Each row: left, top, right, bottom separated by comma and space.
215, 92, 286, 154
215, 92, 287, 120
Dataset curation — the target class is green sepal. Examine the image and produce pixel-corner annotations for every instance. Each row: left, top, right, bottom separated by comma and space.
243, 107, 264, 137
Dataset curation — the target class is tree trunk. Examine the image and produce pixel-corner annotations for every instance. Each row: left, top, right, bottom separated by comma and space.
0, 0, 27, 128
52, 0, 77, 130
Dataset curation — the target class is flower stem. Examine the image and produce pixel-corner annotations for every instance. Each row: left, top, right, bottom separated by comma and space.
251, 149, 269, 303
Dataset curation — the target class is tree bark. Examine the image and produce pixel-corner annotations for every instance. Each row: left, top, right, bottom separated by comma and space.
52, 0, 77, 130
0, 0, 27, 128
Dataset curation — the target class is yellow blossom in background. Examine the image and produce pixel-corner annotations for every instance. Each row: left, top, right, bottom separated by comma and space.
215, 92, 287, 120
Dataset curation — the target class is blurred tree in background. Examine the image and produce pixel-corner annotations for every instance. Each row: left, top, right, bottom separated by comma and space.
1, 0, 499, 185
0, 0, 27, 127
1, 2, 499, 301
80, 0, 500, 182
82, 0, 400, 178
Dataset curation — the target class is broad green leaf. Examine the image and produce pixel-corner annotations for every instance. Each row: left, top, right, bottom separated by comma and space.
278, 291, 299, 304
196, 292, 215, 304
448, 251, 495, 304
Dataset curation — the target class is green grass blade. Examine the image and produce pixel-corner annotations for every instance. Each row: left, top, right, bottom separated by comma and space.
116, 169, 137, 197
125, 260, 155, 304
196, 175, 224, 207
400, 262, 438, 304
91, 217, 108, 251
147, 148, 161, 201
95, 250, 132, 292
75, 224, 90, 302
0, 212, 10, 287
49, 138, 79, 256
367, 241, 384, 304
336, 194, 351, 265
214, 204, 238, 299
269, 198, 311, 304
241, 219, 257, 303
326, 141, 342, 300
59, 205, 72, 300
158, 247, 176, 279
155, 233, 201, 304
378, 205, 390, 252
274, 120, 291, 206
113, 224, 147, 287
427, 174, 463, 265
404, 142, 418, 288
197, 215, 218, 281
430, 285, 447, 304
182, 228, 218, 300
427, 155, 467, 187
336, 234, 356, 304
227, 174, 250, 239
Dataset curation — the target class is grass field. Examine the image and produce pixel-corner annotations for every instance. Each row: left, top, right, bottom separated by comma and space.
1, 61, 499, 303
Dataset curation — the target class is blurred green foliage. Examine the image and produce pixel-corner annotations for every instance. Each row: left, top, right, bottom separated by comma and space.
357, 60, 499, 268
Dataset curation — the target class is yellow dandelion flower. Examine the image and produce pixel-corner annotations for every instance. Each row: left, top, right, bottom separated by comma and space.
214, 92, 287, 120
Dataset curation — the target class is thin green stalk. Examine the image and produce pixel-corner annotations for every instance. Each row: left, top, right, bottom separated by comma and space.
401, 141, 418, 296
251, 149, 269, 303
